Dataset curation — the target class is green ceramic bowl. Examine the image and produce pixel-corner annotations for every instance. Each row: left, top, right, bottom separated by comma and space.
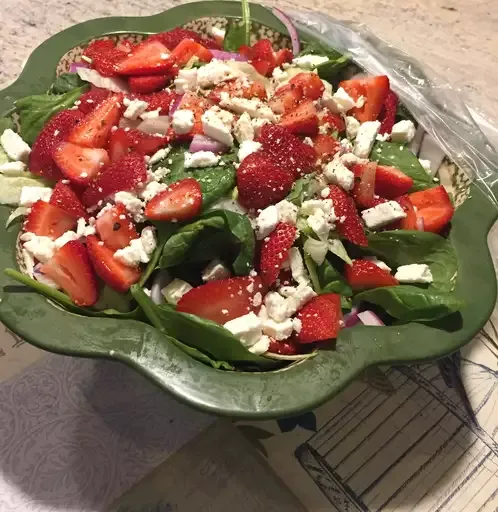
0, 2, 496, 419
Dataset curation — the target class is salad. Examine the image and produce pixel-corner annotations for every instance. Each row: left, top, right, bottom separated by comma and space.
0, 5, 463, 371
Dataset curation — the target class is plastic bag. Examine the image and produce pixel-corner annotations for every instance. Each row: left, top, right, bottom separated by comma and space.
286, 9, 498, 207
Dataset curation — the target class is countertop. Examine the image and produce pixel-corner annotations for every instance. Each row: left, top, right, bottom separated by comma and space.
0, 0, 497, 122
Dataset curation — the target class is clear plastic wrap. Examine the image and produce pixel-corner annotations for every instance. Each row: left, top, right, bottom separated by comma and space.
286, 9, 498, 207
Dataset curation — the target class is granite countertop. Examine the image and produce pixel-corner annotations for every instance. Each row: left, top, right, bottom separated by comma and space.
0, 0, 497, 122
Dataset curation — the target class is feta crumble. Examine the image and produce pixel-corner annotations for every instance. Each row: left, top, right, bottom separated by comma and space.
361, 200, 407, 229
201, 259, 231, 282
19, 187, 52, 207
238, 140, 261, 162
172, 109, 195, 135
123, 98, 149, 120
162, 279, 193, 305
0, 129, 31, 162
354, 121, 381, 158
395, 264, 433, 284
184, 151, 220, 168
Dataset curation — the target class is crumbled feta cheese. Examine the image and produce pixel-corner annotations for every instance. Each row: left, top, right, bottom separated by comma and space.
114, 191, 145, 222
288, 247, 309, 285
76, 217, 96, 237
255, 205, 279, 240
162, 279, 193, 305
223, 312, 263, 350
339, 152, 362, 168
220, 94, 262, 117
172, 109, 195, 134
54, 230, 79, 249
238, 140, 262, 163
390, 120, 416, 143
292, 54, 329, 69
139, 108, 161, 120
0, 161, 27, 173
123, 98, 149, 120
201, 109, 234, 146
279, 286, 296, 297
149, 147, 170, 166
361, 200, 407, 229
307, 209, 335, 240
376, 132, 390, 142
272, 67, 289, 83
19, 186, 52, 207
276, 200, 298, 225
251, 118, 270, 137
355, 95, 366, 108
364, 256, 392, 273
210, 26, 226, 40
419, 159, 432, 172
254, 104, 278, 123
324, 159, 355, 191
114, 226, 156, 267
395, 263, 433, 284
184, 151, 220, 168
140, 181, 168, 201
292, 317, 302, 334
354, 121, 381, 158
20, 233, 55, 263
285, 283, 317, 317
252, 292, 263, 307
197, 60, 240, 88
300, 199, 335, 218
174, 68, 198, 93
262, 317, 294, 341
22, 248, 35, 277
345, 116, 361, 139
249, 335, 271, 355
322, 88, 356, 114
0, 129, 31, 162
264, 292, 289, 322
201, 259, 231, 282
233, 112, 255, 143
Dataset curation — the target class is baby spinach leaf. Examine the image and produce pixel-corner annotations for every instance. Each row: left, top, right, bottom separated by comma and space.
355, 285, 464, 323
298, 40, 345, 61
316, 56, 350, 80
0, 117, 14, 135
131, 286, 278, 368
366, 230, 457, 293
49, 72, 86, 94
223, 0, 250, 51
15, 85, 88, 144
370, 141, 432, 191
160, 210, 254, 275
286, 174, 320, 206
304, 254, 352, 296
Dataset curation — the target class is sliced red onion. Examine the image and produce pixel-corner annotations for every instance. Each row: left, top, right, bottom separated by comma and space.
210, 50, 248, 62
119, 117, 142, 130
137, 116, 171, 135
151, 270, 172, 304
272, 8, 300, 55
189, 134, 229, 154
343, 306, 361, 328
169, 94, 184, 115
416, 217, 425, 231
69, 62, 89, 73
357, 310, 385, 326
76, 67, 129, 93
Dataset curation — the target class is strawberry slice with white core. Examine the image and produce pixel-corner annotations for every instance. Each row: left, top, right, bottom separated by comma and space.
114, 40, 174, 76
49, 181, 87, 219
24, 200, 77, 239
95, 203, 139, 250
296, 294, 342, 343
67, 94, 124, 148
176, 276, 265, 324
52, 142, 110, 186
86, 235, 142, 293
40, 240, 98, 306
144, 178, 202, 222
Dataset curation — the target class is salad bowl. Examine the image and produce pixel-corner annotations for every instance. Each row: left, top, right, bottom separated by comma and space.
0, 1, 496, 419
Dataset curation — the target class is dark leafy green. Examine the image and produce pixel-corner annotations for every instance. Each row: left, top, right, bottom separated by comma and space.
370, 141, 432, 191
366, 231, 457, 293
131, 286, 278, 368
160, 210, 254, 275
355, 286, 463, 322
0, 117, 14, 134
286, 174, 320, 206
223, 0, 250, 51
15, 85, 88, 144
49, 72, 86, 94
303, 254, 352, 296
396, 103, 417, 125
297, 40, 349, 79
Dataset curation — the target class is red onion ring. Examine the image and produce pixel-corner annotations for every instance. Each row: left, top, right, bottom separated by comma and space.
69, 62, 89, 73
357, 310, 385, 326
210, 50, 248, 62
189, 134, 229, 154
272, 8, 301, 55
169, 94, 184, 115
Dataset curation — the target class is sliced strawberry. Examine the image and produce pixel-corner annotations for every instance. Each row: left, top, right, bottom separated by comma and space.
374, 165, 414, 198
149, 28, 220, 51
131, 89, 179, 114
177, 275, 265, 324
108, 128, 168, 162
95, 203, 139, 250
144, 178, 202, 222
49, 181, 86, 219
115, 40, 174, 76
408, 186, 454, 233
312, 134, 341, 161
379, 90, 399, 135
392, 195, 418, 230
128, 73, 174, 94
169, 39, 213, 67
83, 39, 128, 77
52, 142, 110, 186
24, 200, 76, 239
296, 294, 342, 343
86, 235, 142, 293
257, 124, 316, 178
340, 76, 390, 123
40, 241, 98, 306
268, 83, 303, 114
83, 39, 115, 60
318, 110, 346, 134
237, 153, 295, 210
289, 72, 324, 100
67, 94, 123, 148
249, 39, 276, 77
82, 152, 147, 206
78, 86, 112, 114
268, 338, 300, 355
208, 79, 267, 104
29, 109, 84, 180
279, 100, 319, 136
351, 162, 385, 209
259, 223, 297, 286
345, 259, 398, 291
115, 39, 134, 53
274, 49, 293, 67
326, 186, 368, 247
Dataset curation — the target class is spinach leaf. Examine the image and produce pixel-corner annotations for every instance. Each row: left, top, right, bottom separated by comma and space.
160, 210, 254, 275
49, 72, 86, 94
355, 286, 463, 322
286, 174, 320, 206
366, 231, 457, 293
15, 85, 88, 144
0, 117, 14, 135
370, 141, 432, 191
328, 238, 352, 265
298, 40, 345, 61
303, 254, 352, 296
131, 286, 278, 368
223, 0, 250, 51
